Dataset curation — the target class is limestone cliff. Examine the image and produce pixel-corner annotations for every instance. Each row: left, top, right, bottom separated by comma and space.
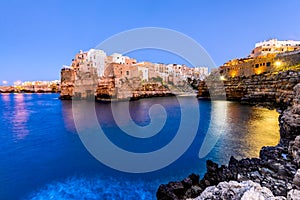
60, 68, 75, 99
198, 70, 300, 109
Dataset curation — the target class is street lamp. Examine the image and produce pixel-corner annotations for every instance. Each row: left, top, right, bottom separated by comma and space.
274, 60, 282, 67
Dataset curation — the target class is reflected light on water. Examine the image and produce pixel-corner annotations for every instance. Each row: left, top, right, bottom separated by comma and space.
198, 100, 228, 159
211, 101, 228, 136
245, 108, 280, 157
1, 94, 10, 102
0, 95, 283, 200
12, 94, 29, 140
216, 103, 280, 161
61, 101, 76, 132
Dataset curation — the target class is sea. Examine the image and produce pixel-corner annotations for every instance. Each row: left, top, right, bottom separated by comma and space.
0, 93, 280, 200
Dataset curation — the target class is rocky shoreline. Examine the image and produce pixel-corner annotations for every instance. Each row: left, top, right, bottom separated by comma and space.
59, 90, 175, 101
157, 83, 300, 199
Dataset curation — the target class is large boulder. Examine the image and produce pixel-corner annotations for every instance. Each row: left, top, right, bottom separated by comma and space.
287, 189, 300, 200
191, 180, 285, 200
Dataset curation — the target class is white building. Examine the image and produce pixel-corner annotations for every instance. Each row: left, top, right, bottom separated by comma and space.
87, 49, 107, 77
193, 67, 209, 80
166, 64, 174, 75
255, 39, 300, 48
250, 39, 300, 57
138, 67, 149, 81
111, 53, 126, 64
154, 63, 168, 82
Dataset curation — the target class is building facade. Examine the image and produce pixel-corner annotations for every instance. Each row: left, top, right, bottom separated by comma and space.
250, 39, 300, 57
87, 49, 107, 77
219, 39, 300, 78
60, 49, 210, 99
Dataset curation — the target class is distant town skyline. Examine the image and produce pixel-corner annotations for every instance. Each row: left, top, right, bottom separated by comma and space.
1, 0, 300, 84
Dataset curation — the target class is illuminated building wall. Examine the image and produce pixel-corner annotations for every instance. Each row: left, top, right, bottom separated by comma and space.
250, 39, 300, 57
220, 48, 300, 78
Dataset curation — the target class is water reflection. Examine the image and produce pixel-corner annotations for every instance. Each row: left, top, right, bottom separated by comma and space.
61, 101, 76, 132
62, 99, 280, 164
12, 94, 29, 140
245, 108, 279, 157
216, 102, 279, 162
1, 94, 10, 102
198, 100, 228, 158
0, 95, 280, 200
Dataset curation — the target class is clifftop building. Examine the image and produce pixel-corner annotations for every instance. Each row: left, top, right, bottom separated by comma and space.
219, 39, 300, 78
250, 39, 300, 57
60, 49, 209, 99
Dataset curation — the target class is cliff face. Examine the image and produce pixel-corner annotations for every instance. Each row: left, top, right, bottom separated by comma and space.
60, 63, 175, 101
157, 83, 300, 199
198, 70, 300, 109
60, 68, 75, 99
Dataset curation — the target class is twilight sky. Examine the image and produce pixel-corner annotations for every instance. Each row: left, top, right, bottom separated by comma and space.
1, 0, 300, 84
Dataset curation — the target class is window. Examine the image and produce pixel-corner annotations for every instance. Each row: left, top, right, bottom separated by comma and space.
126, 71, 129, 76
255, 64, 259, 68
266, 62, 271, 67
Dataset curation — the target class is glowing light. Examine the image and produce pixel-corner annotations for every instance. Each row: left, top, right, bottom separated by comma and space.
2, 80, 8, 85
274, 60, 282, 67
220, 76, 226, 81
256, 69, 262, 75
231, 71, 237, 78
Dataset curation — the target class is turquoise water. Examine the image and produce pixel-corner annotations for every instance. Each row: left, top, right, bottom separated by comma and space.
0, 93, 279, 199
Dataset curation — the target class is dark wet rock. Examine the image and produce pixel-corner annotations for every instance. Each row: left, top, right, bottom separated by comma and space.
188, 173, 200, 186
156, 182, 185, 200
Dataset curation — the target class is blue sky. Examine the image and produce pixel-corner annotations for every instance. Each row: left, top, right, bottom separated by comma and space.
1, 0, 300, 84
